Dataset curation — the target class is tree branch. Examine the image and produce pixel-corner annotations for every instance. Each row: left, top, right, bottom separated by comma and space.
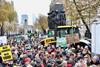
73, 0, 91, 38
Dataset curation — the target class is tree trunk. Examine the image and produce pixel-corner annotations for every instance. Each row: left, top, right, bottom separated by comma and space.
0, 22, 4, 36
41, 26, 46, 35
73, 0, 91, 39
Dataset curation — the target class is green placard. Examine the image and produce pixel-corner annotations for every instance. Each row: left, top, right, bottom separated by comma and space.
56, 37, 67, 47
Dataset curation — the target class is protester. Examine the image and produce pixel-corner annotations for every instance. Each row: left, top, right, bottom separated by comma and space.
0, 36, 99, 67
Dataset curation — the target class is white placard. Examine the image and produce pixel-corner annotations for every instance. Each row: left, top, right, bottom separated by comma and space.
91, 17, 100, 54
0, 36, 7, 45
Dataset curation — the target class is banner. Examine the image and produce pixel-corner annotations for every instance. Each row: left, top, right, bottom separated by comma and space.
0, 45, 13, 61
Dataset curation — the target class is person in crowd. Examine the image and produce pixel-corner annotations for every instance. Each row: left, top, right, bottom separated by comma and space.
0, 36, 99, 67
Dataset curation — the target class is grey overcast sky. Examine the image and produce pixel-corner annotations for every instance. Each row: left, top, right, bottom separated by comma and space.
6, 0, 51, 25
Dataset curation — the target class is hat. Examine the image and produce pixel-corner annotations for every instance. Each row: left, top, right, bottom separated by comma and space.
47, 63, 52, 67
35, 58, 41, 64
56, 59, 62, 64
84, 55, 88, 58
93, 55, 98, 60
51, 52, 55, 55
24, 57, 31, 63
85, 46, 88, 49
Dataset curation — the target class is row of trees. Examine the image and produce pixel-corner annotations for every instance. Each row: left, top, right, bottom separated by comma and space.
0, 0, 17, 35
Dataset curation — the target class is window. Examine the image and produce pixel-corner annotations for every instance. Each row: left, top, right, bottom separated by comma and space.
56, 26, 80, 37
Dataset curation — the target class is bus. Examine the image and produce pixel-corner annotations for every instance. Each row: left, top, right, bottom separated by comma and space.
55, 25, 80, 47
40, 25, 81, 47
40, 37, 56, 46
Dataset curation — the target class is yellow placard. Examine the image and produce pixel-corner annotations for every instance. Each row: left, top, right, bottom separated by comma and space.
0, 45, 10, 51
0, 45, 13, 61
1, 51, 13, 61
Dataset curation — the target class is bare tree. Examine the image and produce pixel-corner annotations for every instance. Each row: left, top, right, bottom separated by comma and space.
34, 14, 48, 34
64, 0, 100, 38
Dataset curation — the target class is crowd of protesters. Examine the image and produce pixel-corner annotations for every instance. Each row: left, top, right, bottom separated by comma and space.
0, 36, 100, 67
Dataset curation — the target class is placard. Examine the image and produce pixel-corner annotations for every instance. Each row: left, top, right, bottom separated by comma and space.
0, 45, 13, 61
0, 36, 7, 45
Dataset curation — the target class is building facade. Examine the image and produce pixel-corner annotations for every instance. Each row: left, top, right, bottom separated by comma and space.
48, 0, 66, 29
51, 0, 64, 5
21, 14, 28, 25
50, 0, 65, 11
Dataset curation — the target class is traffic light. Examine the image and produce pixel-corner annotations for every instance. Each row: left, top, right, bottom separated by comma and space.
27, 30, 33, 38
48, 13, 53, 29
59, 11, 66, 25
48, 31, 53, 37
47, 30, 54, 37
48, 10, 66, 29
48, 11, 56, 29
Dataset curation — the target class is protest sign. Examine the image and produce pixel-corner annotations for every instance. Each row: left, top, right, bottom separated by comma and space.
0, 36, 7, 45
0, 45, 13, 61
